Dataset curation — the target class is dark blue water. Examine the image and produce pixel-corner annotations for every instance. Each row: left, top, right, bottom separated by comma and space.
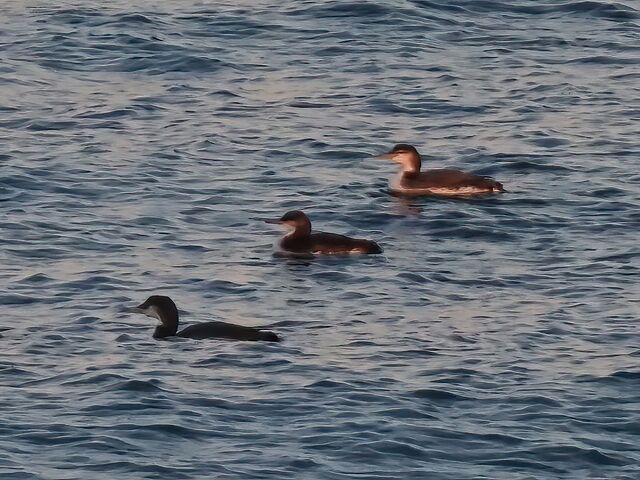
1, 1, 639, 479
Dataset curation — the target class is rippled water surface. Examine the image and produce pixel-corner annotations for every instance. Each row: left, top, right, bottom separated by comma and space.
1, 1, 639, 479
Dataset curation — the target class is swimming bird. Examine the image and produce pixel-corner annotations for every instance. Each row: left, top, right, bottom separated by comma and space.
377, 144, 505, 196
129, 295, 280, 342
265, 210, 382, 255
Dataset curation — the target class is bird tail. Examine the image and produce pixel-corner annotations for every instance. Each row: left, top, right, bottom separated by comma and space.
359, 240, 383, 254
481, 177, 506, 193
259, 331, 280, 342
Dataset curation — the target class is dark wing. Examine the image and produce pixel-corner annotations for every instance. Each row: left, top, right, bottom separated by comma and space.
177, 321, 279, 341
309, 232, 382, 254
420, 169, 473, 187
404, 169, 503, 191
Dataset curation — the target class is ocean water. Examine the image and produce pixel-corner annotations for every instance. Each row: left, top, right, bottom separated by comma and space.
1, 1, 639, 478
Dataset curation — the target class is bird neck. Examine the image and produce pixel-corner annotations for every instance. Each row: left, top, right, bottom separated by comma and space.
152, 308, 179, 338
401, 157, 421, 174
288, 222, 312, 238
153, 325, 177, 339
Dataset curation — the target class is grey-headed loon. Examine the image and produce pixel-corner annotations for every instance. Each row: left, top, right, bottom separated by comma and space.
265, 210, 382, 256
130, 295, 280, 342
377, 144, 505, 196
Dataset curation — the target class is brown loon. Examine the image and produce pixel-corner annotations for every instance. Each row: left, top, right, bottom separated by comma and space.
377, 144, 505, 196
129, 295, 280, 342
265, 210, 382, 256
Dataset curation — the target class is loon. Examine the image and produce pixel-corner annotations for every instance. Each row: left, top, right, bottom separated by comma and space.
129, 295, 280, 342
265, 210, 382, 255
377, 144, 505, 196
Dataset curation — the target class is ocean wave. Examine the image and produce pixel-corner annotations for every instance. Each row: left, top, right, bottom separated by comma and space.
1, 1, 638, 479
